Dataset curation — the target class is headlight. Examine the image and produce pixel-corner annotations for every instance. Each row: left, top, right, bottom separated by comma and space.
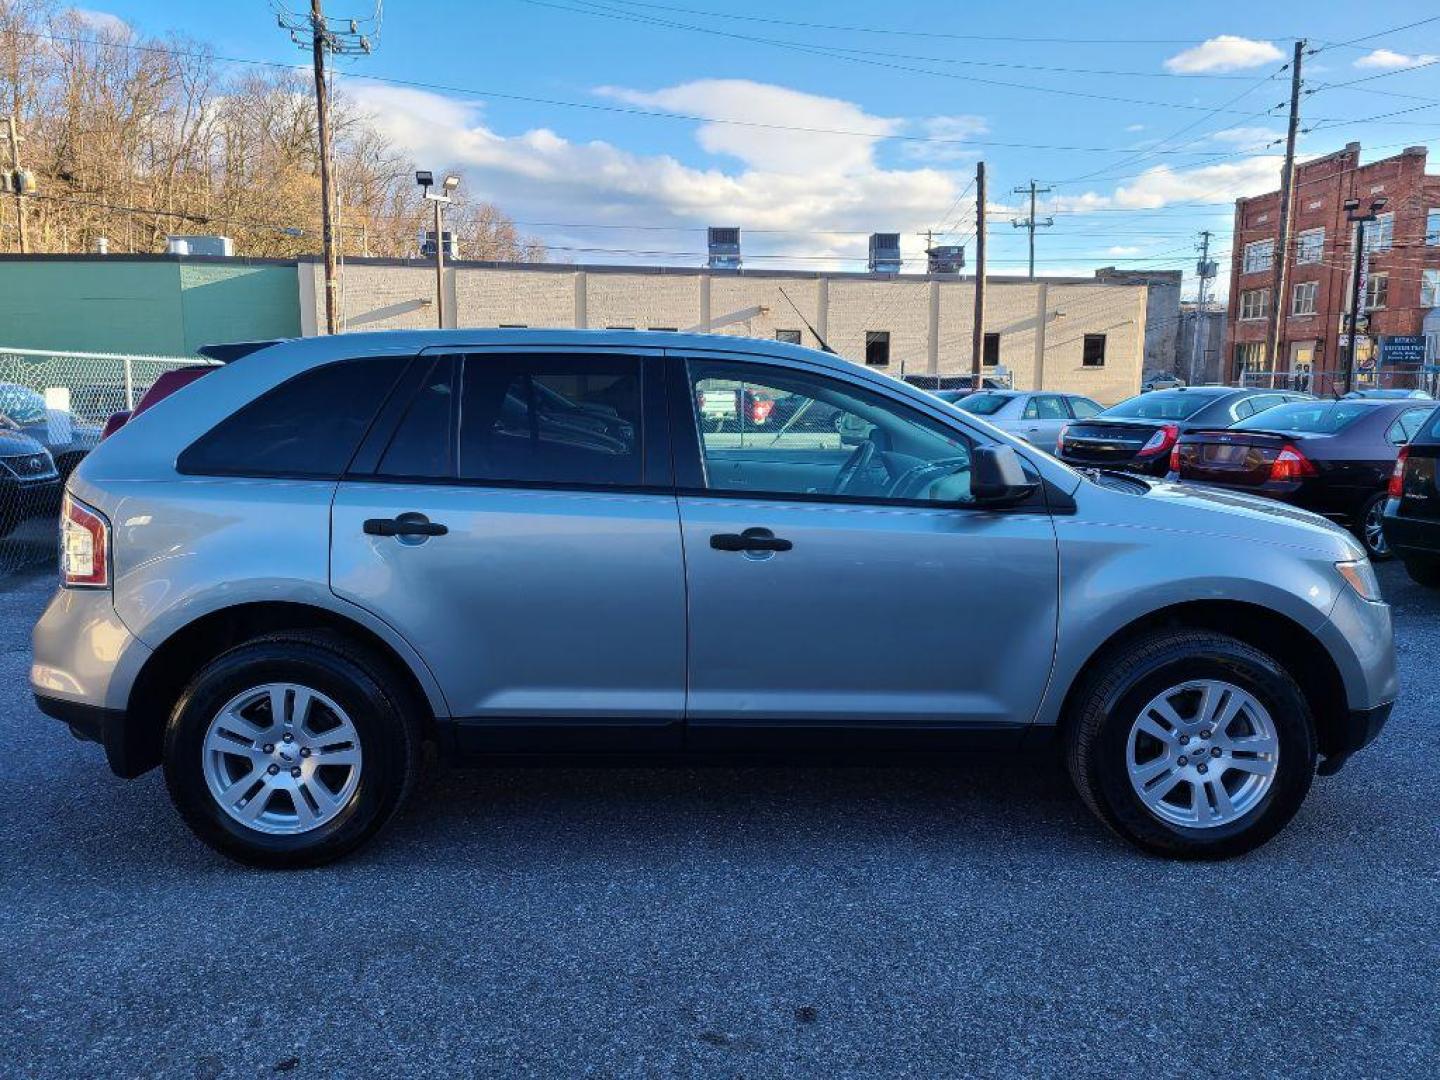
1335, 559, 1381, 602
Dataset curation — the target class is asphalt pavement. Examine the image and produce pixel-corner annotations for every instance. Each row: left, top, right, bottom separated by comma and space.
1, 563, 1436, 1078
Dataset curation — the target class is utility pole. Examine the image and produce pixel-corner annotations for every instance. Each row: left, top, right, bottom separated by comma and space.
970, 161, 986, 388
1264, 40, 1305, 386
277, 2, 376, 335
3, 115, 29, 253
1344, 196, 1388, 393
1190, 230, 1215, 385
1011, 179, 1053, 280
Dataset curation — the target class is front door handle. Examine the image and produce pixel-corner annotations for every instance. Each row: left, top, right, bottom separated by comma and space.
364, 515, 448, 538
710, 527, 792, 553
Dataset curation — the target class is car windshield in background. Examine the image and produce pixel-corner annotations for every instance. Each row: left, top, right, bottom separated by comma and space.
0, 384, 48, 426
956, 393, 1009, 416
1233, 400, 1370, 433
1100, 390, 1227, 421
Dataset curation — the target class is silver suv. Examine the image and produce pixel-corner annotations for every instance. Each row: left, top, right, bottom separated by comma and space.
32, 331, 1397, 866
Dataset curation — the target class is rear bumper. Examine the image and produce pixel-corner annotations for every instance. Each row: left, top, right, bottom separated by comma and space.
34, 694, 151, 778
1381, 506, 1440, 559
1317, 700, 1393, 776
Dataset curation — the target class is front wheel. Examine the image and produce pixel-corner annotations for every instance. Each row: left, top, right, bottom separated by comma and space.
163, 631, 420, 867
1356, 492, 1392, 561
1066, 630, 1315, 859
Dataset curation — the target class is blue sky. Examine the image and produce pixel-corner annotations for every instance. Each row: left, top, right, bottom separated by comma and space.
70, 2, 1440, 294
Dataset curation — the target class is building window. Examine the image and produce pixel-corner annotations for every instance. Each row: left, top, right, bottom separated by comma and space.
1423, 269, 1440, 309
1235, 342, 1267, 376
775, 329, 802, 344
1364, 212, 1394, 253
1239, 289, 1269, 321
1081, 334, 1106, 367
1365, 274, 1389, 311
1291, 281, 1318, 316
1427, 208, 1440, 246
865, 331, 890, 366
1295, 228, 1324, 265
1243, 239, 1274, 275
983, 332, 1000, 366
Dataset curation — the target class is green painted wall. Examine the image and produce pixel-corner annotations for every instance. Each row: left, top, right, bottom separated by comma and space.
0, 257, 300, 356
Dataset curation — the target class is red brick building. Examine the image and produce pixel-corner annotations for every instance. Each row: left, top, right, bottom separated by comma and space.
1225, 142, 1440, 388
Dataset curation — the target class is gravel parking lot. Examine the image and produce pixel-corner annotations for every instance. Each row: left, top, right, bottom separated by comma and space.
2, 563, 1436, 1078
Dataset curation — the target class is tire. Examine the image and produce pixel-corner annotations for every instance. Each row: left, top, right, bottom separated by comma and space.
1355, 491, 1392, 561
1403, 556, 1440, 589
163, 631, 421, 868
1065, 629, 1316, 860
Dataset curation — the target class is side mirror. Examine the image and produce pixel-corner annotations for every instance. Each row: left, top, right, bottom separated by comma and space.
971, 445, 1040, 506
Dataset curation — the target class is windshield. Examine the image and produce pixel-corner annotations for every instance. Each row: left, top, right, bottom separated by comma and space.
955, 393, 1010, 416
1099, 390, 1227, 421
0, 384, 47, 425
1233, 400, 1370, 434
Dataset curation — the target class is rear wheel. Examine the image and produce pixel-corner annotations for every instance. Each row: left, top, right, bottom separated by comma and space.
1402, 556, 1440, 589
1066, 630, 1315, 859
163, 631, 420, 867
1356, 492, 1392, 561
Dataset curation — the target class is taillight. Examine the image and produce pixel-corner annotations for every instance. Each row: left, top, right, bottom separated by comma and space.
750, 396, 774, 424
1169, 443, 1182, 474
1389, 445, 1409, 499
1137, 423, 1179, 457
61, 494, 110, 589
1057, 423, 1069, 449
1269, 444, 1318, 482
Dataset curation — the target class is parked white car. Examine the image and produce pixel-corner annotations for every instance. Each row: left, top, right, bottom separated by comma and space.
949, 390, 1104, 453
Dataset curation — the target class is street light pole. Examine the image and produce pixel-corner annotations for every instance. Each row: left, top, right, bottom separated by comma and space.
417, 171, 460, 329
1343, 196, 1387, 394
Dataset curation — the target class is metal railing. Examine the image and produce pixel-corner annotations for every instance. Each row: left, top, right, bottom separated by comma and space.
1, 346, 208, 583
1237, 367, 1437, 397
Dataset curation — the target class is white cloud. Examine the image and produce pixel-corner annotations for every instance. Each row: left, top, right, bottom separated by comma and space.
1054, 154, 1283, 213
348, 80, 966, 268
1125, 124, 1147, 133
1353, 48, 1438, 70
68, 7, 130, 37
1164, 35, 1284, 73
1106, 246, 1142, 256
899, 114, 988, 162
1210, 126, 1282, 151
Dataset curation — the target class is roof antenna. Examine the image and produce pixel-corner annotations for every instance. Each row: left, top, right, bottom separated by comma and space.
778, 287, 835, 354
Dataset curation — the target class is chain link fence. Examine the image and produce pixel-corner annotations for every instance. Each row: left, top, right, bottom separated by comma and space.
1, 346, 208, 584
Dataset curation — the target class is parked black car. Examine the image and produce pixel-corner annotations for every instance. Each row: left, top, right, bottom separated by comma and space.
1057, 387, 1311, 476
0, 426, 60, 539
0, 382, 103, 480
1171, 398, 1435, 560
1382, 406, 1440, 586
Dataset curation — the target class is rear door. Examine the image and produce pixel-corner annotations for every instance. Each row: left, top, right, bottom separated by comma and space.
1018, 394, 1070, 451
330, 347, 686, 751
670, 352, 1059, 743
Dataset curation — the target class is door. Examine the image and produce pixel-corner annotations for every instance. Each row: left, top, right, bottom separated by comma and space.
1019, 394, 1071, 452
330, 350, 685, 750
671, 355, 1060, 742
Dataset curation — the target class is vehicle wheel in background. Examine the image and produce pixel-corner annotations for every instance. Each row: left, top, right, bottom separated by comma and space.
1065, 629, 1315, 859
163, 631, 420, 868
1356, 492, 1392, 561
1402, 557, 1440, 589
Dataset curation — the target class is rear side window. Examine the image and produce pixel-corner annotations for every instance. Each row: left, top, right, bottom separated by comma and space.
1233, 401, 1371, 433
954, 392, 1008, 416
376, 356, 457, 479
1388, 406, 1435, 445
458, 355, 642, 486
178, 356, 403, 478
1068, 397, 1102, 419
1024, 395, 1068, 420
1102, 390, 1225, 421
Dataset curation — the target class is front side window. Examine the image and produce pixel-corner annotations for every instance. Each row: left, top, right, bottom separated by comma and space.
1295, 228, 1324, 264
1365, 274, 1389, 311
1082, 334, 1106, 367
1240, 289, 1269, 321
687, 360, 978, 504
1292, 281, 1318, 316
1243, 239, 1274, 275
458, 355, 642, 487
178, 356, 405, 478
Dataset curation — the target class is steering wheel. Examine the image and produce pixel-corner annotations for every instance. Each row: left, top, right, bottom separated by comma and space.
889, 456, 972, 500
830, 439, 880, 495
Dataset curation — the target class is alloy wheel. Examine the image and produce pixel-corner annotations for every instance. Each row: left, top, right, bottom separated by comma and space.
201, 682, 363, 835
1364, 499, 1389, 557
1125, 679, 1279, 829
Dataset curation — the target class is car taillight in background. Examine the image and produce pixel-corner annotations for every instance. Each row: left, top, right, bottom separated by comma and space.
1057, 423, 1069, 450
1389, 445, 1409, 499
61, 494, 110, 589
1269, 444, 1318, 483
1169, 443, 1182, 474
749, 395, 774, 425
1136, 423, 1179, 458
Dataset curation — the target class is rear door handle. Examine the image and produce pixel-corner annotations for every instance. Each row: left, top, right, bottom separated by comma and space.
364, 515, 448, 538
710, 527, 792, 553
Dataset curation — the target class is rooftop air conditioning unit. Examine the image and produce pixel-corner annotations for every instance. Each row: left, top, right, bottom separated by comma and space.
165, 234, 234, 257
707, 227, 742, 270
927, 244, 965, 274
868, 232, 903, 273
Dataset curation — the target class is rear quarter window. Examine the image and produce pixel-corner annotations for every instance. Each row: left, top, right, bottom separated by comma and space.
177, 356, 405, 478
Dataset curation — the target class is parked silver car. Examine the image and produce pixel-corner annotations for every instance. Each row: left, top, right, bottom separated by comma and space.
33, 331, 1396, 866
950, 390, 1104, 453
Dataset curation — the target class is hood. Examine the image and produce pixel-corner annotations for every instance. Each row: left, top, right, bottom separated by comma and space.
15, 412, 103, 451
0, 427, 48, 456
1137, 479, 1364, 559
